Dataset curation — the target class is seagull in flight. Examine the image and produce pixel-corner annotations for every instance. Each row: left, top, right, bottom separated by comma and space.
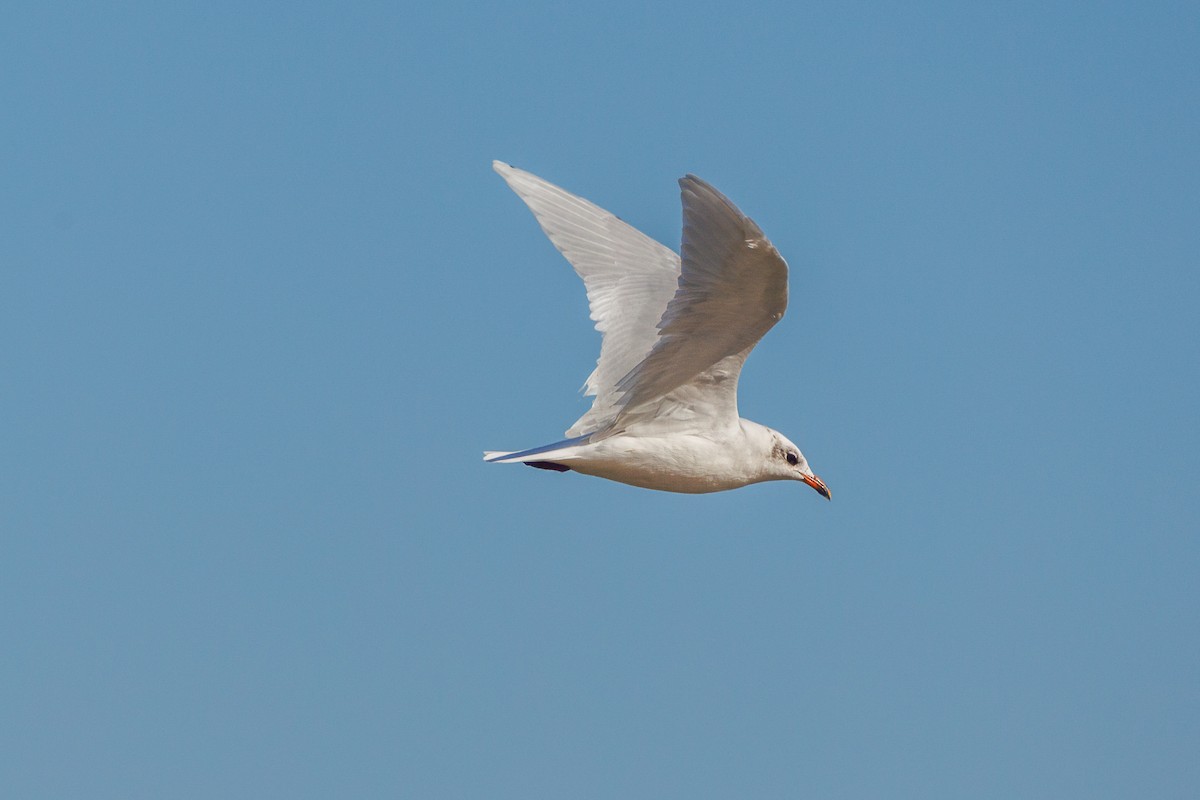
484, 161, 830, 499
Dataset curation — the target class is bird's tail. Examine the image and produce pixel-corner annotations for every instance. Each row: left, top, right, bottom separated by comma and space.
483, 434, 592, 464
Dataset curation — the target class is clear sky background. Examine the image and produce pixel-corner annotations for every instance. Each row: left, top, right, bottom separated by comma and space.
3, 2, 1198, 797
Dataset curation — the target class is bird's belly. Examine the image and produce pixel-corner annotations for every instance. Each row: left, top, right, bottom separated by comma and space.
568, 437, 752, 494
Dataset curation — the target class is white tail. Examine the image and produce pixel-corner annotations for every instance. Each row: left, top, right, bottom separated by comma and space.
482, 434, 593, 464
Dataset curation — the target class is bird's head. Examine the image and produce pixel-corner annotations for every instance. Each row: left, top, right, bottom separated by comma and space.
766, 430, 831, 500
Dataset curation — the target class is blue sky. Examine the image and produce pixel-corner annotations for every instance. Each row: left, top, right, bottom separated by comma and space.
3, 1, 1198, 797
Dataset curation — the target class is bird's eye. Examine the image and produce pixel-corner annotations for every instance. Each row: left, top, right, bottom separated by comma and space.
786, 452, 799, 466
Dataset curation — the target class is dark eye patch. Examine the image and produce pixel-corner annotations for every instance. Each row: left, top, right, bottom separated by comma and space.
786, 452, 799, 466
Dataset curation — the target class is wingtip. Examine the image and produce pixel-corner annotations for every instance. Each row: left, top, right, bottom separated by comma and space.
678, 174, 758, 230
678, 174, 728, 208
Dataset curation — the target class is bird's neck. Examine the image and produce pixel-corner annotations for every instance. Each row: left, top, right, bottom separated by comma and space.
735, 419, 778, 479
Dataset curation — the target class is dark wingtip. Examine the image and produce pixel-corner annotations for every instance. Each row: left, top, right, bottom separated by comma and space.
524, 461, 571, 472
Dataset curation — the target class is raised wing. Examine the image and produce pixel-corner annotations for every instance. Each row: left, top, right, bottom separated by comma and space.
493, 162, 682, 436
611, 175, 789, 429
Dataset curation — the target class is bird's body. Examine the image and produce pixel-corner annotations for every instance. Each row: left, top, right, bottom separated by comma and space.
485, 162, 830, 499
490, 420, 791, 494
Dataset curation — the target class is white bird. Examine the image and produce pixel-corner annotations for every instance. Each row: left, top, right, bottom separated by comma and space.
484, 161, 830, 499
